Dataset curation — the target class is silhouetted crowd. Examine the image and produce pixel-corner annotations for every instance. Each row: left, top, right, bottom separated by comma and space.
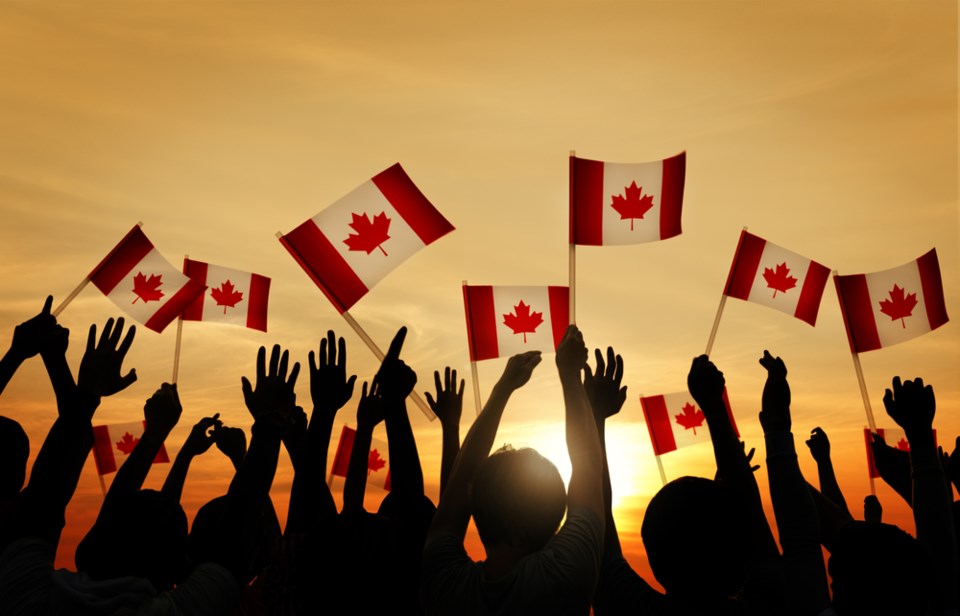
0, 298, 957, 615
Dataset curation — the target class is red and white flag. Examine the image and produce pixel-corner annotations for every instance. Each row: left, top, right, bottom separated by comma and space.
91, 421, 170, 475
864, 427, 938, 478
279, 164, 455, 313
835, 249, 948, 353
570, 152, 685, 246
181, 259, 270, 332
463, 285, 570, 361
723, 230, 831, 326
329, 425, 391, 491
88, 226, 207, 333
640, 390, 738, 456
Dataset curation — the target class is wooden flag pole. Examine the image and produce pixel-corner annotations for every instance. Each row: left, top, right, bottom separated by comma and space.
470, 360, 482, 416
655, 454, 668, 487
569, 149, 577, 325
340, 310, 436, 421
53, 278, 91, 318
704, 295, 727, 357
98, 473, 107, 497
851, 352, 877, 433
462, 281, 483, 416
171, 254, 188, 384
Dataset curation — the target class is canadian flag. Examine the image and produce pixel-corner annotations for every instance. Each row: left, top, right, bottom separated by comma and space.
570, 152, 686, 246
864, 427, 938, 478
88, 226, 207, 333
463, 285, 570, 361
91, 421, 170, 475
330, 425, 391, 491
181, 259, 270, 332
640, 390, 738, 456
279, 164, 455, 313
723, 230, 831, 326
835, 249, 948, 353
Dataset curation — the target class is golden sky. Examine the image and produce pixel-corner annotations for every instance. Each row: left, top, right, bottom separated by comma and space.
0, 1, 957, 585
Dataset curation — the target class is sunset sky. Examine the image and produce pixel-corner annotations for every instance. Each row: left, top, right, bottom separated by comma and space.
0, 1, 957, 585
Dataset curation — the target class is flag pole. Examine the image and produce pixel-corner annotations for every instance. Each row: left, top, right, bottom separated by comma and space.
340, 310, 436, 421
462, 281, 483, 416
171, 255, 188, 384
97, 473, 107, 497
569, 149, 577, 325
851, 352, 877, 433
704, 295, 727, 357
53, 278, 91, 317
655, 454, 667, 487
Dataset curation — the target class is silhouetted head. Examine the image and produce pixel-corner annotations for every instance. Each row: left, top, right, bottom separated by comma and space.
828, 521, 932, 615
641, 476, 750, 599
470, 445, 566, 553
0, 416, 28, 498
76, 489, 188, 591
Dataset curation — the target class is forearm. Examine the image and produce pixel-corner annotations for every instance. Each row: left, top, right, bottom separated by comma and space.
107, 428, 169, 502
384, 398, 424, 497
439, 421, 460, 498
0, 348, 24, 396
41, 351, 76, 412
597, 421, 624, 560
562, 374, 603, 515
287, 417, 337, 532
815, 459, 851, 519
161, 449, 196, 503
343, 423, 375, 513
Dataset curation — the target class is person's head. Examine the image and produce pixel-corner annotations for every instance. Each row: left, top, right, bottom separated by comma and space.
641, 476, 750, 600
828, 521, 932, 615
470, 445, 566, 553
76, 489, 188, 591
0, 416, 28, 498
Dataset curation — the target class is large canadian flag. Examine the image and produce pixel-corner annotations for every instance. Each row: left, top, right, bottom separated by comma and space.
570, 152, 686, 246
181, 259, 271, 332
723, 230, 831, 326
640, 390, 738, 456
279, 164, 455, 313
330, 425, 391, 491
835, 249, 948, 353
91, 421, 170, 475
88, 226, 207, 333
463, 285, 570, 361
864, 427, 938, 478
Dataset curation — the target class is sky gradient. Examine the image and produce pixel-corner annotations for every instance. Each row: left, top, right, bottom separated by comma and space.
0, 1, 957, 585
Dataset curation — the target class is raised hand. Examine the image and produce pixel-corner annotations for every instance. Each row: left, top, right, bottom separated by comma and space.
376, 327, 417, 402
357, 379, 386, 431
309, 330, 357, 417
583, 346, 626, 423
9, 296, 62, 361
499, 351, 542, 391
743, 441, 760, 473
181, 414, 222, 457
144, 383, 183, 436
214, 425, 247, 470
426, 367, 464, 429
555, 324, 587, 378
77, 317, 137, 398
241, 344, 300, 426
758, 350, 790, 433
883, 377, 936, 437
687, 354, 725, 410
805, 427, 831, 463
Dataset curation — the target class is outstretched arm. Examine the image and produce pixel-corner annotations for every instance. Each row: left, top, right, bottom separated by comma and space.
428, 350, 541, 541
883, 377, 957, 613
426, 367, 464, 498
0, 296, 60, 397
343, 380, 384, 514
161, 414, 221, 504
377, 328, 423, 499
805, 427, 852, 520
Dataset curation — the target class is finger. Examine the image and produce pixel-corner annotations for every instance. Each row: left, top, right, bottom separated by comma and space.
434, 370, 443, 395
457, 378, 465, 398
425, 392, 436, 409
108, 317, 126, 349
594, 348, 605, 378
337, 335, 347, 368
326, 330, 336, 365
891, 376, 902, 396
42, 295, 53, 315
117, 324, 136, 358
883, 389, 894, 413
308, 350, 318, 375
384, 327, 407, 362
444, 366, 452, 391
99, 318, 115, 349
319, 337, 328, 368
613, 354, 624, 385
241, 376, 252, 397
117, 369, 137, 391
606, 347, 616, 378
86, 324, 97, 354
278, 349, 289, 379
269, 345, 281, 377
256, 346, 266, 381
288, 362, 301, 388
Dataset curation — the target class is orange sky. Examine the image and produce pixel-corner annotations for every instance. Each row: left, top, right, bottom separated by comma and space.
0, 1, 957, 587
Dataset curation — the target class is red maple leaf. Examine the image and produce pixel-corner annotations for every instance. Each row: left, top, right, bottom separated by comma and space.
502, 301, 544, 343
610, 181, 655, 231
132, 272, 164, 304
878, 284, 918, 329
895, 438, 911, 452
368, 448, 386, 474
116, 432, 139, 455
343, 211, 391, 256
210, 280, 244, 314
762, 262, 798, 298
674, 403, 705, 435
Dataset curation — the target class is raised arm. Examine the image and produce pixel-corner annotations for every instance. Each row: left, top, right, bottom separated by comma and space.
869, 431, 914, 506
805, 427, 852, 520
759, 351, 829, 616
161, 414, 221, 504
0, 296, 58, 396
286, 331, 356, 534
883, 377, 957, 613
428, 350, 541, 541
342, 379, 385, 514
426, 367, 464, 498
377, 327, 423, 499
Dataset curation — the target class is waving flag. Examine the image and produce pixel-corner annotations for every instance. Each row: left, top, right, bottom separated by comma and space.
89, 226, 206, 333
181, 259, 270, 332
570, 152, 685, 246
723, 230, 831, 326
640, 390, 738, 456
835, 249, 948, 353
279, 164, 454, 313
330, 425, 391, 491
91, 421, 169, 475
463, 285, 569, 361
